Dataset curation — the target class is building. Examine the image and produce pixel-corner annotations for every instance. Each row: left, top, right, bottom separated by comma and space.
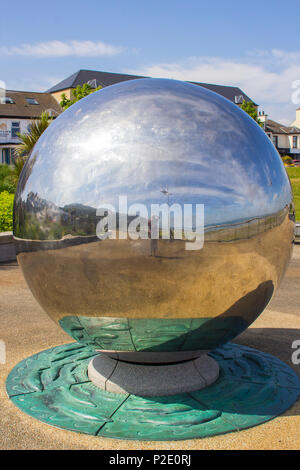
47, 69, 257, 107
259, 111, 300, 159
291, 108, 300, 129
0, 69, 257, 166
0, 90, 61, 164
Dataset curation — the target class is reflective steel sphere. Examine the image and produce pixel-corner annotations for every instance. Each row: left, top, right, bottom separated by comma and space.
13, 78, 294, 362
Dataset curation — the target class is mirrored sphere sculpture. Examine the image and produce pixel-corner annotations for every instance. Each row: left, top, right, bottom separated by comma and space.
13, 78, 294, 363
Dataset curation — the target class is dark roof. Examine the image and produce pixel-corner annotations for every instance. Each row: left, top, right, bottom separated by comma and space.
46, 69, 256, 105
266, 119, 300, 135
46, 70, 147, 93
189, 81, 256, 105
0, 90, 62, 118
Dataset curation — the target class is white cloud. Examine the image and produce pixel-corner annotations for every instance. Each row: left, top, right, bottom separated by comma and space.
270, 49, 300, 63
4, 75, 65, 93
0, 40, 124, 58
126, 51, 300, 124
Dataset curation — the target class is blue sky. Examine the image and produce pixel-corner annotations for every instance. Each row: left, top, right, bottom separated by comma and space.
1, 0, 300, 124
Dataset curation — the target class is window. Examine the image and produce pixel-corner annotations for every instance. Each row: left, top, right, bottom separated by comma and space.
293, 136, 298, 148
26, 98, 39, 105
87, 78, 103, 89
273, 135, 278, 147
234, 95, 244, 104
11, 122, 20, 138
0, 97, 14, 104
1, 148, 13, 164
10, 147, 16, 162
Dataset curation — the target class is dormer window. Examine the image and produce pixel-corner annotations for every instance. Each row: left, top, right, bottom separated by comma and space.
87, 79, 102, 89
0, 97, 14, 104
234, 95, 244, 104
26, 98, 39, 105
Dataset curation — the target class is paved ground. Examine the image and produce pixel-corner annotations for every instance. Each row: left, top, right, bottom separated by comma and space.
0, 244, 299, 450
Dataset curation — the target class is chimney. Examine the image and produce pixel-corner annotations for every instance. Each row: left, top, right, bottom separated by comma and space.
258, 111, 268, 123
291, 108, 300, 128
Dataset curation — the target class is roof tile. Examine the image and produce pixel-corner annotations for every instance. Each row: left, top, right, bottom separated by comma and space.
0, 90, 62, 118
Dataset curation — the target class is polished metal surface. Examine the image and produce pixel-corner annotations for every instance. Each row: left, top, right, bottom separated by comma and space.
13, 78, 294, 360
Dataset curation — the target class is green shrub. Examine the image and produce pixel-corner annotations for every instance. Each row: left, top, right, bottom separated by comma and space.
0, 164, 16, 193
0, 176, 16, 193
0, 164, 12, 180
282, 155, 293, 165
0, 191, 14, 232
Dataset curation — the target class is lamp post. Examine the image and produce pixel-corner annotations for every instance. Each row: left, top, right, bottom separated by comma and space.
160, 187, 173, 240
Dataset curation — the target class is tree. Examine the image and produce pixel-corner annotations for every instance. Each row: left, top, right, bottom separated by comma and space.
12, 111, 52, 184
240, 100, 263, 127
16, 111, 52, 158
7, 82, 102, 185
60, 83, 102, 111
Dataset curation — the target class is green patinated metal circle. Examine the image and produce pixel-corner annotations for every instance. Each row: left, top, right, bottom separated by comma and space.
6, 342, 300, 440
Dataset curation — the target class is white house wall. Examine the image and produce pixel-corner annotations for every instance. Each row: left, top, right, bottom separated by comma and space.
0, 118, 31, 145
276, 134, 289, 148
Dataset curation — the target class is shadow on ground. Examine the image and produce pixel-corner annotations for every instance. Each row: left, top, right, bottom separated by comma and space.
235, 327, 300, 372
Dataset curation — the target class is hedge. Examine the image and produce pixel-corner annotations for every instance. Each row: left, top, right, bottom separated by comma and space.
0, 191, 14, 232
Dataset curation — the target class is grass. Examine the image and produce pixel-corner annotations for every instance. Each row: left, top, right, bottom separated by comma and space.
286, 167, 300, 221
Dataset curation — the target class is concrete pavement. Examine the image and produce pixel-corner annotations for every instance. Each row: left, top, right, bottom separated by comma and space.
0, 244, 299, 450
